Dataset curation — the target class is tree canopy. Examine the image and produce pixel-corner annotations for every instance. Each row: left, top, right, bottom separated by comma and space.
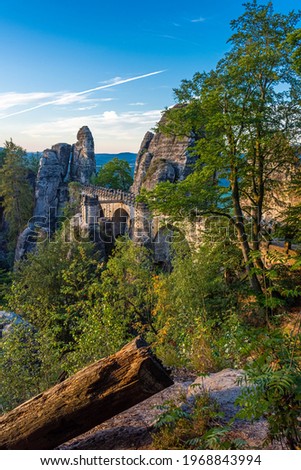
93, 157, 133, 191
141, 1, 301, 295
0, 140, 34, 253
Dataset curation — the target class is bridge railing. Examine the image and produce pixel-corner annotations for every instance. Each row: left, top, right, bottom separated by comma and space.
80, 184, 136, 205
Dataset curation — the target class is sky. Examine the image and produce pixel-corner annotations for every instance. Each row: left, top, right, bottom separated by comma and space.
0, 0, 300, 153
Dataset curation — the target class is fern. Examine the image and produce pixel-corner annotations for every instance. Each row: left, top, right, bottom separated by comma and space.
236, 328, 301, 449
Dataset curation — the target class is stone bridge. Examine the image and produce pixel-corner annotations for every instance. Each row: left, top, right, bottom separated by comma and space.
80, 185, 138, 238
79, 185, 178, 263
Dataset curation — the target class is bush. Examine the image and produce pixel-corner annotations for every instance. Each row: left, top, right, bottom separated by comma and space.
0, 324, 63, 413
150, 241, 242, 371
236, 327, 301, 449
152, 392, 246, 450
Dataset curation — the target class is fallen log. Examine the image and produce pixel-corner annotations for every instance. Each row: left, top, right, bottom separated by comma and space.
0, 337, 173, 450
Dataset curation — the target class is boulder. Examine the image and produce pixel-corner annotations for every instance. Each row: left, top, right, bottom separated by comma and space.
187, 369, 244, 420
0, 311, 28, 338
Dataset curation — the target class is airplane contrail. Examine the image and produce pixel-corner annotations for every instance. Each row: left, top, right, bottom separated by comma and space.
0, 70, 165, 120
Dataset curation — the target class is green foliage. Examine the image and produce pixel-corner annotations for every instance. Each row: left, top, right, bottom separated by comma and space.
142, 1, 301, 296
0, 268, 11, 307
275, 172, 301, 244
0, 323, 63, 413
101, 238, 156, 334
151, 238, 243, 370
23, 152, 41, 175
236, 327, 301, 449
0, 148, 5, 167
152, 392, 246, 450
93, 158, 133, 191
0, 323, 40, 412
8, 233, 102, 348
0, 140, 34, 252
68, 239, 155, 368
287, 28, 301, 75
63, 238, 157, 373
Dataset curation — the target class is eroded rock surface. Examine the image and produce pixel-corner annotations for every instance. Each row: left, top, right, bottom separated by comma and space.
131, 113, 197, 195
70, 126, 96, 184
15, 127, 95, 261
34, 146, 70, 221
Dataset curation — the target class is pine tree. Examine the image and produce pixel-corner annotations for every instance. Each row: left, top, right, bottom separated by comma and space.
0, 140, 34, 251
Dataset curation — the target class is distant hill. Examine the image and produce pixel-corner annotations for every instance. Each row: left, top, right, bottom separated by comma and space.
96, 152, 137, 174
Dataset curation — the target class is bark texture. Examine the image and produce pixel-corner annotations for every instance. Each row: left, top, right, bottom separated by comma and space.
0, 337, 173, 450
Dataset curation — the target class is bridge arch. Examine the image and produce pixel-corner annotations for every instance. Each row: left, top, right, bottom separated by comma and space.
112, 207, 131, 238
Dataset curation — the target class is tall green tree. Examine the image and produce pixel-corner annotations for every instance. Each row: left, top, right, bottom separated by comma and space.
143, 1, 301, 296
100, 237, 156, 335
93, 157, 133, 191
9, 233, 102, 347
288, 28, 301, 75
0, 140, 34, 250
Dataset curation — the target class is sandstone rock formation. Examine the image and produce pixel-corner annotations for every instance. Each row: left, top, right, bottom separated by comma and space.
34, 144, 71, 222
131, 116, 197, 195
15, 127, 96, 262
70, 126, 96, 184
131, 112, 199, 263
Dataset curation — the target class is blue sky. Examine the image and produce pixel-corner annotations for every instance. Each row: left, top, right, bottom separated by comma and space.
0, 0, 299, 152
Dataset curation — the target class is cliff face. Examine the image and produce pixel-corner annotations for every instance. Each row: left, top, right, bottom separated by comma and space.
131, 113, 199, 264
33, 127, 95, 222
131, 115, 197, 195
70, 126, 96, 185
34, 144, 71, 221
15, 127, 96, 262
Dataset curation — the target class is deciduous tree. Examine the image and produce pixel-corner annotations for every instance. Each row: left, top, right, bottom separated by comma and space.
143, 1, 301, 296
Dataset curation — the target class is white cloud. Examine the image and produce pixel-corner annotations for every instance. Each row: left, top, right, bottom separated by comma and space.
0, 71, 165, 120
191, 17, 206, 23
0, 91, 100, 114
98, 76, 123, 85
76, 97, 115, 111
129, 102, 146, 106
77, 104, 98, 111
102, 111, 119, 122
54, 93, 93, 106
0, 92, 57, 111
20, 109, 162, 151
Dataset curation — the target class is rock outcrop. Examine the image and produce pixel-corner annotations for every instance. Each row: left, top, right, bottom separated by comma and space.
131, 111, 199, 263
70, 126, 96, 184
34, 144, 71, 222
0, 311, 28, 338
15, 127, 96, 262
131, 114, 197, 195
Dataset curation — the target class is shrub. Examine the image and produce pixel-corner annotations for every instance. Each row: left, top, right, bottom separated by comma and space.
152, 392, 246, 450
236, 327, 301, 449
